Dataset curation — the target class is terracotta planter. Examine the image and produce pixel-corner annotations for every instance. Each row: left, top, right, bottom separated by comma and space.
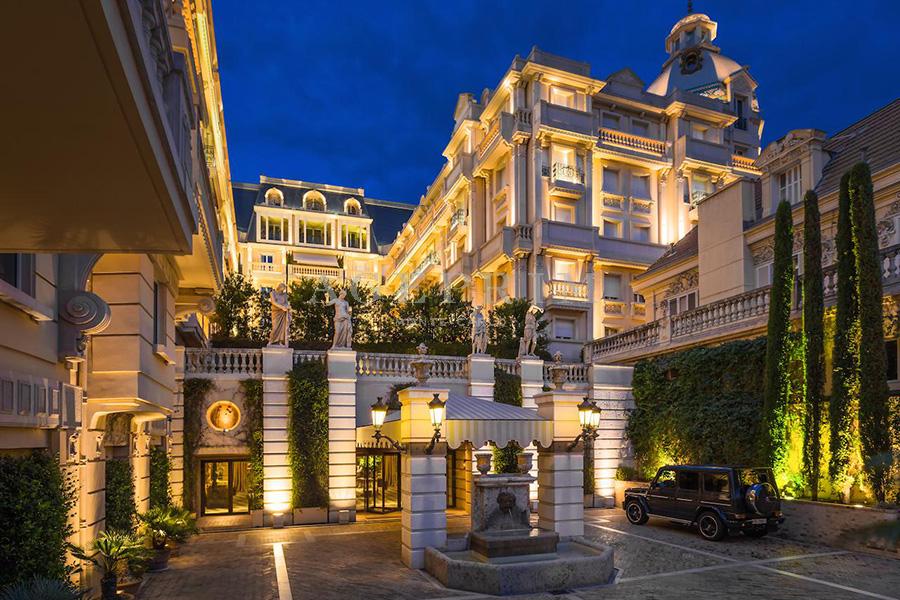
293, 507, 328, 525
147, 546, 171, 572
117, 575, 142, 595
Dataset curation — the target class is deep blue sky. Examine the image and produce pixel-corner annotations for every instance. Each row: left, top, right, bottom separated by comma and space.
213, 0, 899, 204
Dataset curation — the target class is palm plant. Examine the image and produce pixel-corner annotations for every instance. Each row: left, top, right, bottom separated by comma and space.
71, 531, 145, 600
139, 506, 198, 550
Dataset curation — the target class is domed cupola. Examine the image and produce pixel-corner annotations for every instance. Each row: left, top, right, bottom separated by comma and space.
647, 2, 748, 102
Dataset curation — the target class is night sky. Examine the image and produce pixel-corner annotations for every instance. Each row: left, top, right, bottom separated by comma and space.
213, 0, 899, 205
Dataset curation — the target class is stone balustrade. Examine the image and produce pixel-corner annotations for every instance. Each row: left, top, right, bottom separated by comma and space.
289, 264, 342, 280
589, 322, 660, 359
495, 358, 519, 376
731, 153, 761, 174
252, 261, 281, 274
670, 286, 770, 339
548, 279, 588, 300
185, 348, 263, 376
542, 361, 588, 385
598, 128, 666, 155
293, 350, 326, 366
356, 352, 468, 379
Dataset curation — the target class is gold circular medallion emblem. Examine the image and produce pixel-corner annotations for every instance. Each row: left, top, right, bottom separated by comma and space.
207, 401, 241, 432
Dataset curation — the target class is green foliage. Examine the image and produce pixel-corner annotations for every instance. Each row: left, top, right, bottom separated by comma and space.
488, 299, 550, 359
182, 378, 215, 512
763, 200, 795, 476
149, 446, 171, 509
288, 278, 337, 345
399, 284, 471, 348
627, 338, 768, 480
386, 381, 416, 410
849, 162, 894, 502
614, 465, 647, 482
240, 378, 265, 511
0, 578, 82, 600
71, 530, 145, 579
138, 506, 197, 549
802, 190, 826, 500
0, 452, 76, 589
831, 172, 860, 496
105, 459, 136, 534
210, 272, 259, 342
288, 361, 329, 508
492, 368, 523, 473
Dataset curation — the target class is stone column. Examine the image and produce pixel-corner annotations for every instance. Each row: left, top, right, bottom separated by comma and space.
590, 364, 634, 508
535, 390, 584, 538
513, 142, 528, 225
398, 386, 449, 569
326, 349, 358, 523
262, 346, 293, 522
467, 354, 495, 401
170, 346, 185, 505
518, 357, 544, 409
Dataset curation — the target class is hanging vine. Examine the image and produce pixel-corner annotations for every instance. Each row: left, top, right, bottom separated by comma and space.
240, 378, 264, 510
183, 378, 215, 512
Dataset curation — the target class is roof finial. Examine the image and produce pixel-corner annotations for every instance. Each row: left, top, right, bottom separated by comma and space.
687, 0, 694, 14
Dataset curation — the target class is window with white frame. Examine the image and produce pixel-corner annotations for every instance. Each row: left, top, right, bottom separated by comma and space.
260, 254, 274, 264
603, 220, 621, 238
344, 198, 361, 215
604, 326, 620, 337
493, 162, 507, 196
602, 113, 621, 130
549, 86, 576, 109
778, 165, 801, 205
756, 261, 773, 288
667, 291, 697, 316
265, 188, 284, 206
302, 221, 329, 246
603, 273, 622, 300
552, 199, 576, 224
553, 259, 577, 282
631, 173, 650, 198
341, 224, 367, 250
691, 173, 714, 205
632, 224, 651, 243
260, 216, 288, 242
493, 196, 508, 234
303, 191, 326, 211
633, 292, 645, 303
602, 168, 620, 194
554, 318, 576, 340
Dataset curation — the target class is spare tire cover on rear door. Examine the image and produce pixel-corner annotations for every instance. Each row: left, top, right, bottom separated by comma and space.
745, 482, 778, 515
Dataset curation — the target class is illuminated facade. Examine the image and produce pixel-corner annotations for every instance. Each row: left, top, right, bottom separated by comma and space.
381, 10, 762, 359
233, 177, 413, 290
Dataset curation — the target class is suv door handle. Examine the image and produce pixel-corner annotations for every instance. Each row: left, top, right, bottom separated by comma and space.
676, 498, 695, 501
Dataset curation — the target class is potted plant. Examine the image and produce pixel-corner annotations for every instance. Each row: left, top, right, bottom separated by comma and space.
138, 506, 198, 571
71, 530, 145, 600
248, 489, 264, 528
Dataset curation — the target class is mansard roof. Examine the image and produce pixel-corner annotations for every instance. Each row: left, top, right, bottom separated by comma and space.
637, 226, 699, 280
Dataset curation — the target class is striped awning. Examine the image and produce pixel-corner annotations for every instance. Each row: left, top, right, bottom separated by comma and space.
356, 392, 552, 450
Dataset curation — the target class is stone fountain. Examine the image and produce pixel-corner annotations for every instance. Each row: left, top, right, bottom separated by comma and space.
424, 452, 613, 595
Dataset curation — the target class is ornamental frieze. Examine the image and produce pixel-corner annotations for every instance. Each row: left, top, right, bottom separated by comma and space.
876, 197, 900, 248
662, 268, 699, 299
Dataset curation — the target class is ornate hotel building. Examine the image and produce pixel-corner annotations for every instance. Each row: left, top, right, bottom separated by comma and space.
232, 177, 414, 290
0, 0, 237, 589
380, 11, 763, 360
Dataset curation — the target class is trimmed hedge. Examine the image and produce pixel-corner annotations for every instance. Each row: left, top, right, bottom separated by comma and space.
240, 378, 264, 510
492, 368, 523, 474
288, 361, 329, 508
0, 451, 76, 589
105, 458, 136, 533
182, 378, 215, 512
149, 445, 171, 509
627, 338, 768, 480
802, 189, 825, 500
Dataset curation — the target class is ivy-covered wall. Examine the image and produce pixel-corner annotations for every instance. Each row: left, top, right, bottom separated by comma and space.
492, 368, 523, 474
288, 361, 329, 508
149, 445, 171, 509
240, 378, 264, 510
105, 458, 137, 533
182, 378, 215, 512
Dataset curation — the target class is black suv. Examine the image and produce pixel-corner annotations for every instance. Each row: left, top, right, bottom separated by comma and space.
623, 465, 784, 541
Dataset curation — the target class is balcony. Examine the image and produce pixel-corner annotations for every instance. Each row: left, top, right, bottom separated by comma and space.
598, 128, 666, 158
536, 219, 597, 254
676, 135, 731, 167
289, 264, 342, 280
445, 253, 472, 285
548, 162, 585, 198
252, 262, 282, 275
545, 279, 589, 310
408, 251, 440, 287
601, 191, 626, 211
602, 299, 626, 316
477, 111, 532, 165
1, 0, 197, 254
731, 154, 762, 175
444, 153, 474, 196
595, 236, 666, 266
449, 209, 467, 236
535, 101, 594, 138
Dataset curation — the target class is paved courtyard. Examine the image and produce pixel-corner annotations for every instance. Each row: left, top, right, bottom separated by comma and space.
137, 509, 900, 600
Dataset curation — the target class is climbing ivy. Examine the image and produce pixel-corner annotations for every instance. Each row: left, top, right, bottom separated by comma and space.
105, 458, 137, 533
240, 378, 264, 510
183, 378, 215, 512
802, 190, 825, 500
288, 361, 329, 508
149, 445, 171, 509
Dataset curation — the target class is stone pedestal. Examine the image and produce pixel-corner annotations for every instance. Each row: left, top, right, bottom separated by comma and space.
262, 346, 293, 517
589, 365, 635, 508
535, 390, 584, 538
327, 349, 357, 523
467, 354, 495, 401
519, 357, 543, 505
399, 386, 449, 568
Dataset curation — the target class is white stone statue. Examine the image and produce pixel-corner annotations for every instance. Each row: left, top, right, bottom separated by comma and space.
518, 304, 539, 358
329, 289, 353, 349
472, 305, 488, 355
268, 283, 291, 347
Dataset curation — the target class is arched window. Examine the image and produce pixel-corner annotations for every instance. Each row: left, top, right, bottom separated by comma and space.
344, 198, 361, 215
264, 187, 284, 206
303, 190, 326, 211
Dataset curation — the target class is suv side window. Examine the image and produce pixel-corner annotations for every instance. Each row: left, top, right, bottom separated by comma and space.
703, 472, 731, 501
676, 470, 699, 491
654, 469, 676, 489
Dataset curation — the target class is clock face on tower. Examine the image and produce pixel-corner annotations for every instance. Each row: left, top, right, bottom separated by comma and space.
680, 48, 703, 75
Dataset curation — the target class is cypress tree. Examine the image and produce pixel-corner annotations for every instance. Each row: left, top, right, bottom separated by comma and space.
830, 172, 859, 498
763, 199, 794, 474
802, 190, 825, 500
849, 162, 893, 503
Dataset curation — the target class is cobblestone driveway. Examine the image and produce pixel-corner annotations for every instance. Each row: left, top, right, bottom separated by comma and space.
137, 509, 899, 600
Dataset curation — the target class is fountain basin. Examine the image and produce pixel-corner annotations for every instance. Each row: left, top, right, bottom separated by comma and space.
470, 527, 559, 559
424, 537, 614, 596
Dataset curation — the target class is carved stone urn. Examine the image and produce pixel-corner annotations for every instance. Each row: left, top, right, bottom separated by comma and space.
410, 342, 432, 385
547, 351, 569, 390
475, 452, 493, 476
516, 451, 534, 475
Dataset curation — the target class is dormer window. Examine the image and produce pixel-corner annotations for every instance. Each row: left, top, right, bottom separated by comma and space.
344, 198, 362, 215
264, 188, 284, 206
778, 165, 801, 205
303, 190, 326, 211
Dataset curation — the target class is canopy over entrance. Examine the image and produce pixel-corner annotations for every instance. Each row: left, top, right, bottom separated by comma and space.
356, 391, 552, 450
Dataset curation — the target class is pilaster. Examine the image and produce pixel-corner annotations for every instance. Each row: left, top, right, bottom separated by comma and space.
590, 364, 635, 508
467, 354, 495, 401
535, 390, 584, 538
262, 346, 293, 519
327, 349, 358, 523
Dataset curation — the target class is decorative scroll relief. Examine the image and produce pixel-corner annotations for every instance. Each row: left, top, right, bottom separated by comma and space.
876, 197, 900, 248
662, 268, 699, 299
59, 290, 112, 360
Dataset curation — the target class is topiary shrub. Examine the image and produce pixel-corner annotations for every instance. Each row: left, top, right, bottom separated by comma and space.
288, 361, 329, 508
240, 378, 264, 510
492, 368, 523, 473
148, 446, 171, 509
105, 459, 137, 533
0, 452, 76, 589
182, 378, 215, 512
802, 189, 826, 500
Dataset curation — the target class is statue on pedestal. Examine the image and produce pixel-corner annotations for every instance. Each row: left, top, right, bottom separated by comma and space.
471, 306, 488, 355
330, 289, 352, 349
517, 304, 540, 358
268, 283, 291, 347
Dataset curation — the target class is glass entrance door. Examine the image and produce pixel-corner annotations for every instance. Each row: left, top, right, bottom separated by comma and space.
355, 451, 400, 513
201, 459, 249, 515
